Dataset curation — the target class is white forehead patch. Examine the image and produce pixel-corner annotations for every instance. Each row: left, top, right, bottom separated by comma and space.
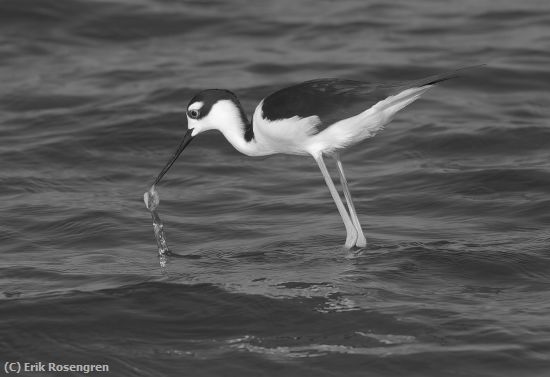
188, 101, 204, 111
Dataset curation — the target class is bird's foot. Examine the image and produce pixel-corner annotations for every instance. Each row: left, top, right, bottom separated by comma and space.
343, 231, 367, 257
355, 233, 367, 248
344, 228, 358, 249
344, 247, 366, 259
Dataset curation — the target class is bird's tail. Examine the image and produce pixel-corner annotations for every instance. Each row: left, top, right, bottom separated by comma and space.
371, 86, 432, 116
322, 65, 485, 149
410, 64, 485, 87
334, 85, 433, 144
372, 64, 484, 120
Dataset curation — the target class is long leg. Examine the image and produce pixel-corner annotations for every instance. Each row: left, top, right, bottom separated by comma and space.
334, 154, 367, 247
314, 154, 357, 248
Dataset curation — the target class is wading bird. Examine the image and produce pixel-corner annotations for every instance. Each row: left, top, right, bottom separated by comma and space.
151, 67, 477, 248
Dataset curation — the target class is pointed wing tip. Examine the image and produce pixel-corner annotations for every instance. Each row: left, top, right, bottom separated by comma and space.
422, 64, 487, 86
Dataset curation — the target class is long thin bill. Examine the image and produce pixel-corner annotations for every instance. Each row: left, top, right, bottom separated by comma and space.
152, 129, 194, 186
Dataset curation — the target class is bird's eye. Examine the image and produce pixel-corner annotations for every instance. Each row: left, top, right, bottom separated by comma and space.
188, 109, 200, 119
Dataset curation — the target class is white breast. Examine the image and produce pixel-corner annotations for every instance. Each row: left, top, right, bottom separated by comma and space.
251, 101, 320, 155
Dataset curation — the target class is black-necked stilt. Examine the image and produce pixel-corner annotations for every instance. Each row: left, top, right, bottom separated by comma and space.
150, 67, 478, 249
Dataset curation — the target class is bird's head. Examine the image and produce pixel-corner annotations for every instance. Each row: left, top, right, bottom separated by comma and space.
152, 89, 247, 185
186, 89, 247, 137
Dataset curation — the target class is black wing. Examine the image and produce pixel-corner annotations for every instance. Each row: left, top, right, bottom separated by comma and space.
260, 66, 480, 129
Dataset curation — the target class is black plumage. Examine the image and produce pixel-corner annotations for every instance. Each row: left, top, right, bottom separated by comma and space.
261, 67, 478, 132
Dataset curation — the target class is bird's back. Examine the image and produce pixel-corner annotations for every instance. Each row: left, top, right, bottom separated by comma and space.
250, 67, 479, 156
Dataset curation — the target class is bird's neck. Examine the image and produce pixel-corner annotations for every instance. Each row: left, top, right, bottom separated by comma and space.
218, 102, 273, 157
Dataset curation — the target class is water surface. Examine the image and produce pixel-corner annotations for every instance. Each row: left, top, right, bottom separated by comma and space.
1, 0, 550, 376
